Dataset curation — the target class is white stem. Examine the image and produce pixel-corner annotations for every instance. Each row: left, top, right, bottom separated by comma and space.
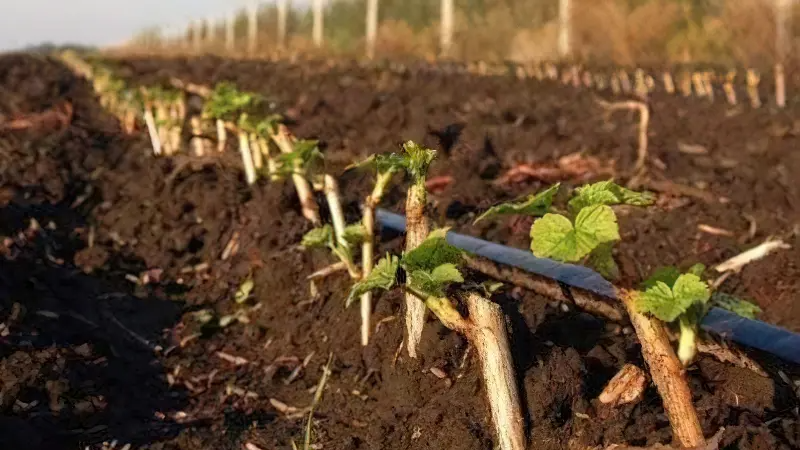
143, 108, 162, 156
663, 72, 675, 94
238, 132, 258, 185
169, 105, 181, 153
323, 174, 347, 247
361, 204, 375, 346
465, 293, 526, 450
250, 133, 263, 170
775, 63, 786, 108
216, 119, 227, 152
678, 317, 697, 367
190, 116, 205, 157
155, 103, 170, 155
258, 136, 279, 180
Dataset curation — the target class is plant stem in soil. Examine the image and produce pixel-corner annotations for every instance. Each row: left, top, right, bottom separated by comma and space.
189, 116, 206, 156
142, 107, 162, 156
272, 127, 321, 225
618, 289, 705, 448
464, 293, 526, 450
237, 131, 258, 185
360, 172, 393, 346
216, 119, 227, 151
404, 181, 429, 359
403, 287, 525, 450
250, 133, 263, 170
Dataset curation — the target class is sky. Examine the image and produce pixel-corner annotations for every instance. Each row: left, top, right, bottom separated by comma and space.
0, 0, 255, 50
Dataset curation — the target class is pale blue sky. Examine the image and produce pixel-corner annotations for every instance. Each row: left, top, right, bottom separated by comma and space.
0, 0, 257, 50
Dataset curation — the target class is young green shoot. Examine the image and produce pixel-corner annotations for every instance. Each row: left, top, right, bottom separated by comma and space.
637, 264, 762, 366
301, 223, 364, 280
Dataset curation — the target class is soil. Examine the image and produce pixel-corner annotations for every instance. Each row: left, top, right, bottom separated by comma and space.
0, 53, 798, 450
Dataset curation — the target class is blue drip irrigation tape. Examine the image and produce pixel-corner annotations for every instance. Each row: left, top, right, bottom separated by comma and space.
376, 209, 800, 365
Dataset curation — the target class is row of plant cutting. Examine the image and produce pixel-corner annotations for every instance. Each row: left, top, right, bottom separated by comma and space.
63, 54, 765, 449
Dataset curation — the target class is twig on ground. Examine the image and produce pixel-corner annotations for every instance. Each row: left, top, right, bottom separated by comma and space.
596, 99, 649, 177
697, 224, 735, 237
714, 239, 791, 273
306, 261, 348, 280
301, 353, 333, 450
644, 179, 724, 204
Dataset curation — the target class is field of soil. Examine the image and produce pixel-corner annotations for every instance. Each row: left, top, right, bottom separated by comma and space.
1, 53, 799, 450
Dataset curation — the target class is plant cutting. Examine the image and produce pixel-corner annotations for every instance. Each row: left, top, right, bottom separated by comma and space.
148, 86, 184, 155
139, 86, 163, 156
478, 180, 709, 447
348, 228, 525, 450
348, 148, 430, 346
398, 141, 436, 359
203, 83, 263, 184
271, 124, 322, 225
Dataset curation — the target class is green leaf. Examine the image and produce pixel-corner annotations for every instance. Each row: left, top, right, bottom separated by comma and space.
203, 82, 261, 121
347, 255, 399, 307
530, 205, 620, 262
255, 114, 283, 137
401, 228, 463, 273
637, 273, 710, 323
234, 276, 255, 304
431, 263, 465, 284
587, 242, 620, 280
347, 153, 409, 175
474, 184, 560, 225
481, 281, 504, 295
276, 139, 323, 174
409, 264, 464, 298
641, 266, 681, 290
342, 224, 367, 246
402, 141, 437, 183
711, 292, 762, 319
568, 181, 655, 213
687, 263, 706, 277
301, 225, 333, 249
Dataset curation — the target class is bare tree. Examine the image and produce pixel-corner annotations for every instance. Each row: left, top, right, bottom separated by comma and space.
313, 0, 324, 47
440, 0, 453, 58
226, 11, 235, 51
248, 1, 259, 54
366, 0, 379, 59
558, 0, 571, 58
775, 0, 792, 108
277, 0, 289, 48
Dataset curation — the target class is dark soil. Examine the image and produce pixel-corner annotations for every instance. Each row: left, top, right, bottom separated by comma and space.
0, 53, 798, 450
